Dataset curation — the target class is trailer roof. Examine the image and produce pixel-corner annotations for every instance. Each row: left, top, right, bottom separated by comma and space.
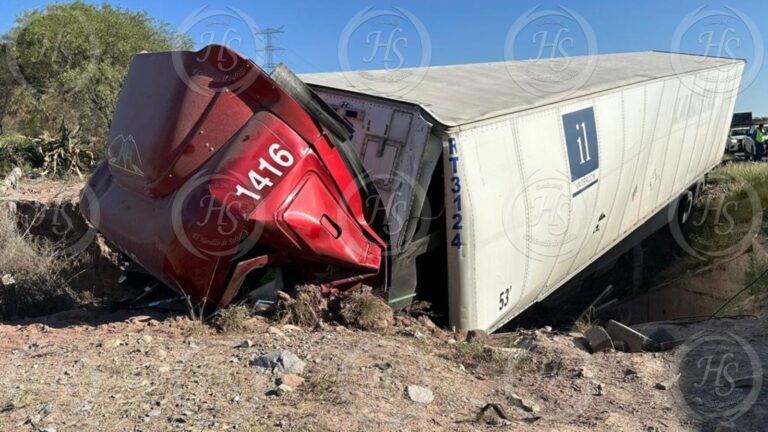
299, 51, 742, 128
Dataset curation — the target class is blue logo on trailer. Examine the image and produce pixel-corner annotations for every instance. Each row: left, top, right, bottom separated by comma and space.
562, 107, 599, 182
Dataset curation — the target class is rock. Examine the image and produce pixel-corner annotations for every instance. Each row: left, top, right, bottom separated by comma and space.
623, 368, 639, 382
282, 324, 302, 333
576, 367, 594, 379
239, 340, 253, 348
153, 349, 168, 360
276, 384, 293, 395
406, 385, 434, 404
374, 362, 392, 371
267, 326, 285, 337
106, 339, 123, 348
1, 274, 15, 286
277, 374, 305, 388
517, 335, 537, 351
605, 320, 658, 353
466, 329, 490, 344
138, 335, 153, 345
715, 422, 738, 432
589, 381, 605, 396
654, 374, 680, 390
584, 327, 614, 353
507, 393, 541, 413
417, 315, 438, 331
250, 350, 306, 375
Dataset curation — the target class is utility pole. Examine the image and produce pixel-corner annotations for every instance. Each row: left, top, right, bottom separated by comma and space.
255, 27, 284, 73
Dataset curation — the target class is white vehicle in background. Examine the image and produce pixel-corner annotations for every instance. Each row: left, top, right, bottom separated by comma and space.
727, 127, 752, 153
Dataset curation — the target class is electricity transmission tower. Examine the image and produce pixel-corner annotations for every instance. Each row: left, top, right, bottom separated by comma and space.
255, 27, 284, 73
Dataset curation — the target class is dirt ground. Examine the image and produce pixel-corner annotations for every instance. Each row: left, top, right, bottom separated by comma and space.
1, 307, 764, 432
1, 178, 84, 203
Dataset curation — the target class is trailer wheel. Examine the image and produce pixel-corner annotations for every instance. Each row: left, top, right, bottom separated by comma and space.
676, 190, 694, 226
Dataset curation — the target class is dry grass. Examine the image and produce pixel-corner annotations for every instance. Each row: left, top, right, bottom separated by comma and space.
274, 285, 394, 332
573, 309, 597, 333
304, 373, 341, 403
214, 303, 252, 333
337, 287, 393, 332
274, 285, 327, 327
687, 163, 768, 257
0, 209, 79, 318
451, 341, 510, 374
451, 338, 537, 376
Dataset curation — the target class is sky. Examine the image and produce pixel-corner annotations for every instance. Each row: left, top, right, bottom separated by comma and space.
1, 0, 767, 114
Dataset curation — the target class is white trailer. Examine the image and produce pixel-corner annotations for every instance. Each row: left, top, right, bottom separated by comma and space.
300, 51, 743, 332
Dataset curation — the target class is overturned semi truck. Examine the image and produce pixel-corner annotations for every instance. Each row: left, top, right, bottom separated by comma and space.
82, 45, 743, 332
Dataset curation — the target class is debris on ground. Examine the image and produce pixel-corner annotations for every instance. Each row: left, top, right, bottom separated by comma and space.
606, 320, 659, 352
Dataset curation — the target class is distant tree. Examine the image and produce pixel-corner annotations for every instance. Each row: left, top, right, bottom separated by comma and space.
0, 43, 17, 135
1, 1, 193, 139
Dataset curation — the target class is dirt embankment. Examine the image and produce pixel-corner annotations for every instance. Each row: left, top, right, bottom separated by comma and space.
1, 178, 125, 318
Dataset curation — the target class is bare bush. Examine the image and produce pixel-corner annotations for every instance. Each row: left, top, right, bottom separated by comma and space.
0, 209, 79, 318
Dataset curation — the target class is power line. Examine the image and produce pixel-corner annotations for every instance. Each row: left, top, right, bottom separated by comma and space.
255, 26, 284, 73
711, 265, 768, 318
